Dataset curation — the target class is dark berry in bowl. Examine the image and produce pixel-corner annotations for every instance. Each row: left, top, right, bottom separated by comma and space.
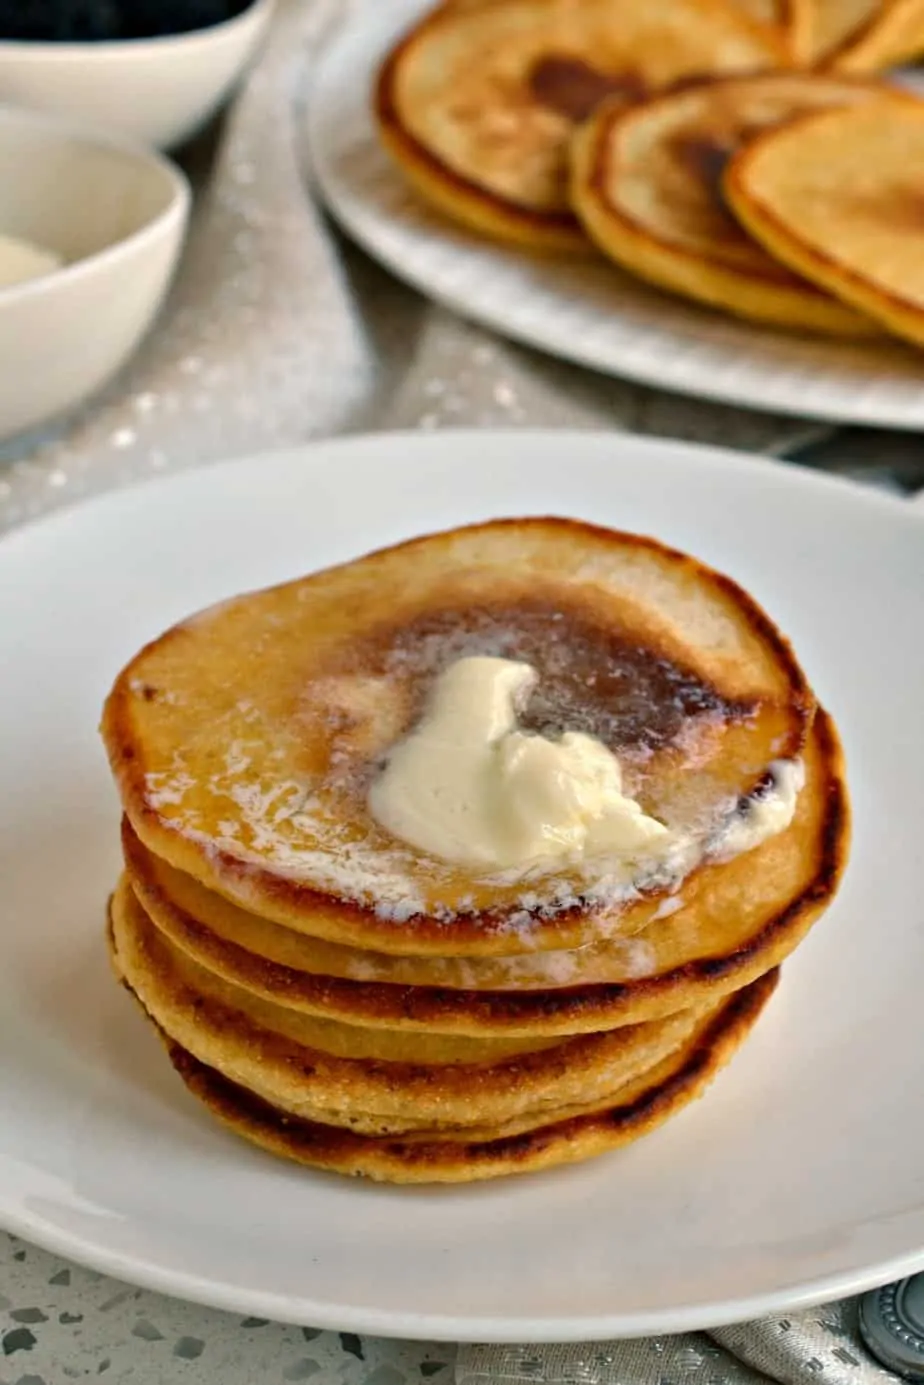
0, 0, 256, 41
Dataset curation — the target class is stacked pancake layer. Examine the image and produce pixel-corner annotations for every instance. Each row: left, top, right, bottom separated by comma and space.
102, 518, 849, 1183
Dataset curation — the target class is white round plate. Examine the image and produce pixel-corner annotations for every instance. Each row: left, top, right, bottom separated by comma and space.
307, 0, 924, 429
2, 431, 923, 1343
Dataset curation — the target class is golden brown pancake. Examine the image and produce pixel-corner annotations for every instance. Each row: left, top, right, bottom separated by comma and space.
733, 0, 782, 26
123, 710, 848, 1037
570, 73, 892, 335
101, 518, 816, 960
109, 885, 779, 1179
801, 0, 882, 62
732, 0, 808, 58
726, 98, 924, 349
813, 0, 924, 68
123, 817, 667, 991
151, 974, 779, 1182
101, 514, 851, 1183
374, 0, 785, 251
110, 878, 732, 1136
786, 0, 815, 57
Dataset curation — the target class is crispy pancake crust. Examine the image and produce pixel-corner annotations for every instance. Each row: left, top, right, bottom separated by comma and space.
123, 818, 666, 991
124, 709, 848, 1037
155, 972, 778, 1182
102, 518, 815, 959
374, 0, 785, 250
570, 74, 893, 335
110, 877, 721, 1131
725, 99, 924, 349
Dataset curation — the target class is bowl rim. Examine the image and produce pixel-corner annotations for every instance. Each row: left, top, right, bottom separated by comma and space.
0, 0, 274, 55
0, 104, 192, 309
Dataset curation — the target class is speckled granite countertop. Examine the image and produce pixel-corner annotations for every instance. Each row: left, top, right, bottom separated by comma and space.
0, 1234, 455, 1382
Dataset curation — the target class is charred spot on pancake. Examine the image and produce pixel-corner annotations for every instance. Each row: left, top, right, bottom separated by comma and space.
672, 134, 736, 202
357, 598, 753, 760
747, 766, 779, 802
158, 972, 778, 1176
528, 55, 647, 122
669, 117, 784, 215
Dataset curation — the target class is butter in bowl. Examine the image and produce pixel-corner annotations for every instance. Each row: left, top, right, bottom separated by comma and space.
0, 227, 61, 291
0, 105, 190, 442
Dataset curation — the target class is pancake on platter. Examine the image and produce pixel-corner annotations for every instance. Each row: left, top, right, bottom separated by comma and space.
373, 0, 786, 251
109, 884, 779, 1181
102, 515, 850, 1182
569, 73, 904, 334
102, 518, 817, 961
121, 705, 848, 1038
732, 0, 808, 57
726, 99, 924, 348
799, 0, 880, 62
812, 0, 924, 69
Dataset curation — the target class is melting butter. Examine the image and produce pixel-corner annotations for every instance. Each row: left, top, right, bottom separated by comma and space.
368, 656, 671, 871
0, 232, 62, 290
712, 758, 805, 861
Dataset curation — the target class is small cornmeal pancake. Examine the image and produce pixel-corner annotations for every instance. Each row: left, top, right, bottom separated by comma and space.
812, 0, 924, 69
124, 710, 848, 1038
726, 99, 924, 349
570, 74, 896, 335
150, 974, 778, 1182
731, 0, 808, 58
102, 518, 815, 960
109, 878, 720, 1136
115, 875, 564, 1067
374, 0, 785, 251
800, 0, 882, 63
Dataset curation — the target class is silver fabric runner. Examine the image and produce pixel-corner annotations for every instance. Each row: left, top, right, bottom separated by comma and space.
457, 1302, 903, 1385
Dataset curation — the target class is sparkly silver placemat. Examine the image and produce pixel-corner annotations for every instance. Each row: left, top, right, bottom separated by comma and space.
457, 1302, 901, 1385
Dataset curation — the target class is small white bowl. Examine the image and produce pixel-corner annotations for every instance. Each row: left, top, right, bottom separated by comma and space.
0, 0, 275, 152
0, 105, 190, 443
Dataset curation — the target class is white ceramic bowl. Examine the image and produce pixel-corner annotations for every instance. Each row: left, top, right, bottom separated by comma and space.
0, 0, 275, 152
0, 106, 190, 443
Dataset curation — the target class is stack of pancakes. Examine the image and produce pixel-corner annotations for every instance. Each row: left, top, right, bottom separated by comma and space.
376, 0, 924, 348
102, 519, 849, 1183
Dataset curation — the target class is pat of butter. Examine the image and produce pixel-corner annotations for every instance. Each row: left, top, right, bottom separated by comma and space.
0, 232, 62, 290
368, 656, 670, 871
